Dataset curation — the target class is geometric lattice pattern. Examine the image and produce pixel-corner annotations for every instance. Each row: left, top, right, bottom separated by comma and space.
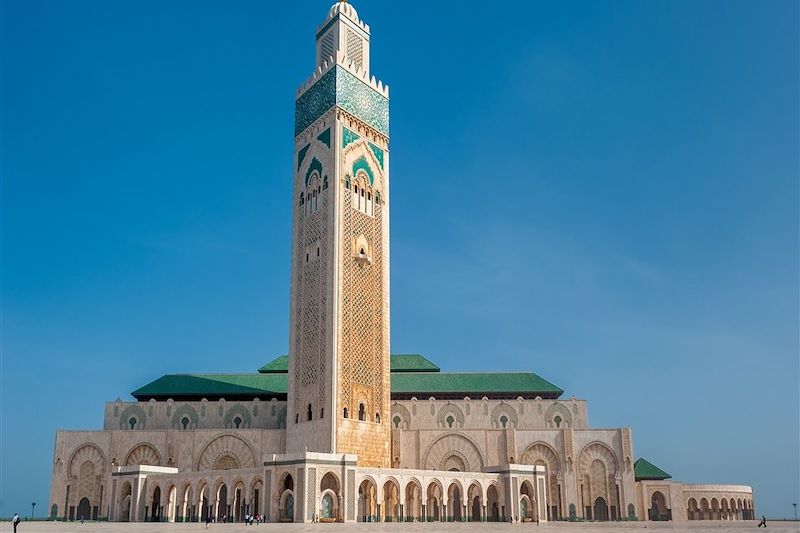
338, 185, 384, 418
293, 174, 328, 416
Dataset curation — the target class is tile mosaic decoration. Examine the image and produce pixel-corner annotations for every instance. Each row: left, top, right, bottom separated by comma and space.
317, 128, 331, 148
342, 127, 360, 148
295, 66, 389, 136
297, 143, 311, 171
368, 142, 384, 169
352, 155, 374, 185
305, 157, 323, 185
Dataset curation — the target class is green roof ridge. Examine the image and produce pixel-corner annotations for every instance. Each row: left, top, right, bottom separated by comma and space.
258, 355, 288, 373
634, 458, 672, 481
258, 354, 442, 374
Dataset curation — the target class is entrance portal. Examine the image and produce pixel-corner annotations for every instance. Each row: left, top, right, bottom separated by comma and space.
77, 498, 90, 521
594, 497, 609, 522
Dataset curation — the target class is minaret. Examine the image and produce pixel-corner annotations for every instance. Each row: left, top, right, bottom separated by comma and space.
286, 1, 390, 467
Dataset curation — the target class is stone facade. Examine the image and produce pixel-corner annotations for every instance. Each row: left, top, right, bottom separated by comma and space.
48, 1, 754, 524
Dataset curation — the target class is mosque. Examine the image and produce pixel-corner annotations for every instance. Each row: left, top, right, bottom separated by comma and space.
49, 1, 755, 524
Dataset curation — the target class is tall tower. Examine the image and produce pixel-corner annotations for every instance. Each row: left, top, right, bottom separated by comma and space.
286, 1, 391, 467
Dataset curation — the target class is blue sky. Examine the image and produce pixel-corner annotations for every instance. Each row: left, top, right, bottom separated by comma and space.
2, 0, 798, 520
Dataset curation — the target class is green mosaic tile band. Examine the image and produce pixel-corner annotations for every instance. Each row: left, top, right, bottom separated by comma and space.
295, 66, 389, 136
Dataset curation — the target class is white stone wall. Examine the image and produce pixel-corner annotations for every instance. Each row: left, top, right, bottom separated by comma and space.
391, 397, 589, 431
104, 399, 286, 431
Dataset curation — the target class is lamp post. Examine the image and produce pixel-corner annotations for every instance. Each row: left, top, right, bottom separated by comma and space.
792, 503, 797, 521
31, 502, 36, 520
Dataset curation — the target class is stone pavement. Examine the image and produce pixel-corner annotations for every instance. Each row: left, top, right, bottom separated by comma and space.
3, 522, 797, 533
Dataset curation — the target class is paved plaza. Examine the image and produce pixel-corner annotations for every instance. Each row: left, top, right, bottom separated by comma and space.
6, 522, 797, 533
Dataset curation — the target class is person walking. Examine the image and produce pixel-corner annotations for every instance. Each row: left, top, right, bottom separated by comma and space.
205, 514, 212, 529
757, 515, 767, 528
11, 513, 20, 533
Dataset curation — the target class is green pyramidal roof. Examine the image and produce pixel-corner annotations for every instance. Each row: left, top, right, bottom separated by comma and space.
258, 354, 440, 374
634, 458, 672, 481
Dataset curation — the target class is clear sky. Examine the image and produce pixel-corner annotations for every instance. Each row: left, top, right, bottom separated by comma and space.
2, 0, 798, 520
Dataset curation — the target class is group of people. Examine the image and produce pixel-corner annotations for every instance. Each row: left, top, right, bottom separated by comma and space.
204, 513, 266, 528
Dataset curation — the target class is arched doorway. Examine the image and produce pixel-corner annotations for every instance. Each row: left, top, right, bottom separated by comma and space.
232, 482, 245, 521
216, 484, 228, 522
198, 484, 210, 522
151, 487, 162, 522
594, 497, 609, 522
77, 498, 91, 521
357, 479, 377, 522
650, 491, 669, 521
118, 481, 132, 522
468, 483, 482, 522
520, 481, 535, 522
167, 485, 177, 522
320, 472, 340, 522
383, 479, 400, 522
426, 481, 443, 522
487, 484, 500, 522
180, 485, 192, 522
447, 482, 462, 522
279, 473, 294, 522
404, 481, 422, 522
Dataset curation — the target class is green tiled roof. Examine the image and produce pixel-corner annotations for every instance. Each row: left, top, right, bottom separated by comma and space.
389, 354, 440, 372
391, 372, 562, 399
258, 355, 288, 373
634, 458, 672, 481
257, 354, 441, 374
132, 374, 288, 400
135, 354, 563, 400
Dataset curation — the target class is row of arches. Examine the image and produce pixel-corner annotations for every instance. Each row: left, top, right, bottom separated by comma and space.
687, 496, 755, 521
355, 477, 508, 522
120, 476, 267, 523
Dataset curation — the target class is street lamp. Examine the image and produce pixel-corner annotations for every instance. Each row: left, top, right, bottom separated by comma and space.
31, 503, 36, 520
792, 503, 797, 521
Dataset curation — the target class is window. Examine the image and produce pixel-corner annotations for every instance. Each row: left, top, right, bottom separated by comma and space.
316, 246, 320, 257
181, 417, 189, 430
343, 407, 348, 419
554, 415, 562, 428
320, 408, 324, 419
393, 416, 401, 429
446, 415, 454, 428
307, 404, 313, 421
500, 415, 508, 428
323, 176, 328, 190
299, 193, 304, 206
358, 403, 366, 421
306, 253, 309, 263
375, 413, 381, 424
295, 413, 299, 424
234, 416, 242, 429
128, 417, 137, 430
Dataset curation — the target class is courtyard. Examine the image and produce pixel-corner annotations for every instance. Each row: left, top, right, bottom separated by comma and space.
7, 522, 796, 533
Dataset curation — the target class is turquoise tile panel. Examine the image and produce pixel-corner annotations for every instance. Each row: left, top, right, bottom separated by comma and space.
295, 66, 389, 136
342, 127, 360, 148
368, 142, 384, 169
297, 144, 311, 171
317, 128, 331, 148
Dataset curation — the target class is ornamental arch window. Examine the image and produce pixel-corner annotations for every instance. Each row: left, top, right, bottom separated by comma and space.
128, 417, 137, 430
307, 404, 313, 421
358, 403, 366, 421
